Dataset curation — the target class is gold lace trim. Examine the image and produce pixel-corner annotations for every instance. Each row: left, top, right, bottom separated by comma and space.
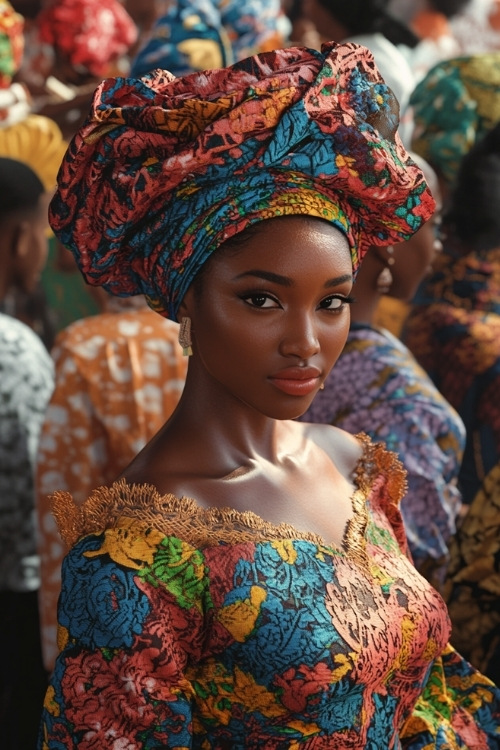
52, 434, 406, 567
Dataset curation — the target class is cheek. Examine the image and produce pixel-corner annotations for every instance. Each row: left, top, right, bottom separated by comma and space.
322, 313, 351, 366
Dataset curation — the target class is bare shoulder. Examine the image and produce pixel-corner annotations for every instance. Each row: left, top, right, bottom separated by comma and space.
300, 421, 364, 480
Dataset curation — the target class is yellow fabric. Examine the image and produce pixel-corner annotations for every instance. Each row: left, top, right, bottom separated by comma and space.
0, 113, 67, 190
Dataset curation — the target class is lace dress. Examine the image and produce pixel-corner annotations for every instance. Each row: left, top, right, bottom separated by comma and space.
38, 437, 500, 749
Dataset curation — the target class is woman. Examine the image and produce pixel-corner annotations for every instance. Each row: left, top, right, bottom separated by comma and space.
38, 43, 499, 748
403, 122, 500, 680
301, 155, 466, 588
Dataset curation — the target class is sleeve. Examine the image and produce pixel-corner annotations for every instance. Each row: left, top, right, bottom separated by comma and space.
38, 521, 209, 748
401, 644, 500, 749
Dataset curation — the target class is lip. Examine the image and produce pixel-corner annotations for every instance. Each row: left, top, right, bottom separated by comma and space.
269, 366, 322, 396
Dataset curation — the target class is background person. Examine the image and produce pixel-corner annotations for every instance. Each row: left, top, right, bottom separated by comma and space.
0, 156, 54, 750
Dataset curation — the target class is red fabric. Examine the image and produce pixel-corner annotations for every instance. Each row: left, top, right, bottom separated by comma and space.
37, 0, 137, 76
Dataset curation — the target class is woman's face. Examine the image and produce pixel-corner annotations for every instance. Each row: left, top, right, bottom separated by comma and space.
183, 216, 353, 420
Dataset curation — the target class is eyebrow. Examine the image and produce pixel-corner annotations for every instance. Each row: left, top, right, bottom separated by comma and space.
233, 270, 353, 288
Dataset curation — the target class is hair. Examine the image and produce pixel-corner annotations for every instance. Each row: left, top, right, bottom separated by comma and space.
0, 157, 45, 221
315, 0, 420, 47
445, 122, 500, 252
429, 0, 470, 18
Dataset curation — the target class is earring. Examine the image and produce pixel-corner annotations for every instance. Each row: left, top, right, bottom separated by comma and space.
376, 245, 395, 295
319, 383, 325, 391
178, 316, 193, 356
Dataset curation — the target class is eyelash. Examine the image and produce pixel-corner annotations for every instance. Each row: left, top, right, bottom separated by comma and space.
241, 293, 355, 311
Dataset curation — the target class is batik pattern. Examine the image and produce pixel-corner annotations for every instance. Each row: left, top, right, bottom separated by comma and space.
38, 439, 500, 748
403, 246, 500, 506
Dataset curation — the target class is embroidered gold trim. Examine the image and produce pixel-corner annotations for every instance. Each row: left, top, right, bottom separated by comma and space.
52, 434, 407, 566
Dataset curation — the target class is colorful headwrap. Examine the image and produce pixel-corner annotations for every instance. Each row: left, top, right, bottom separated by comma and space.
0, 0, 24, 89
410, 53, 500, 187
131, 0, 290, 79
131, 0, 233, 78
49, 42, 435, 320
36, 0, 138, 77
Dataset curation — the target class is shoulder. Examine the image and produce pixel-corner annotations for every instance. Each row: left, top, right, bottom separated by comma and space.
0, 313, 53, 376
301, 422, 364, 480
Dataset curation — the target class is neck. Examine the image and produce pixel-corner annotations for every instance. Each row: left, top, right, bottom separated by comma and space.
161, 361, 287, 469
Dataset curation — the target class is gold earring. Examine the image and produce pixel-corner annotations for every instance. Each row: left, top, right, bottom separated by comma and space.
319, 383, 325, 390
178, 316, 193, 356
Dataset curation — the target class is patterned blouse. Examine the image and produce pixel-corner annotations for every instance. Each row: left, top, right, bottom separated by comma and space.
36, 301, 187, 670
38, 437, 499, 749
301, 324, 466, 586
0, 312, 54, 592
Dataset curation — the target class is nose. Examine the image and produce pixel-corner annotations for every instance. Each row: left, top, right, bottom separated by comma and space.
279, 310, 320, 360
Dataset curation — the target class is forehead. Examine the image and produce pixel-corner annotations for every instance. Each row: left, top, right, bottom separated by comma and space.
211, 216, 352, 276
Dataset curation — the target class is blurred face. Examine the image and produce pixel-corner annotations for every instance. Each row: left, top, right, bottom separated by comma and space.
301, 0, 348, 39
385, 208, 443, 301
183, 216, 353, 420
13, 192, 51, 294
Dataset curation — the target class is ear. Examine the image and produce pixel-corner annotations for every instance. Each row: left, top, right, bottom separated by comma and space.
12, 219, 32, 261
176, 283, 196, 322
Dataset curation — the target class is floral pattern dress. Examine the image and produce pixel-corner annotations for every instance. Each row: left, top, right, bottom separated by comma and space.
38, 437, 499, 749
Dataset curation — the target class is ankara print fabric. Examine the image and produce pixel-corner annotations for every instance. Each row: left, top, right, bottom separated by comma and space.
0, 313, 54, 592
403, 246, 500, 507
49, 42, 435, 320
38, 439, 500, 749
130, 0, 289, 78
36, 302, 187, 671
301, 324, 465, 586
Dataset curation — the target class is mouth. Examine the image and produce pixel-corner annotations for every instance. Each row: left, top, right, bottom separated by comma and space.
269, 366, 322, 397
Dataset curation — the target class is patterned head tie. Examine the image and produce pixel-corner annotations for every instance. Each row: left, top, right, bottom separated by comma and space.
49, 41, 435, 321
0, 0, 24, 89
37, 0, 137, 77
410, 53, 500, 188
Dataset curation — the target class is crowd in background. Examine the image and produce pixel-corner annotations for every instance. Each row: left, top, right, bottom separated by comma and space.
1, 0, 500, 746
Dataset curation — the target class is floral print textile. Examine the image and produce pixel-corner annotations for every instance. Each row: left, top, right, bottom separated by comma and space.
130, 0, 289, 78
48, 42, 434, 321
410, 52, 500, 187
0, 313, 54, 592
403, 246, 500, 506
38, 438, 500, 748
36, 301, 187, 671
301, 324, 466, 586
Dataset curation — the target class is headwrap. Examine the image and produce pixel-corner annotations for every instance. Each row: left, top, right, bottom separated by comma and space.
131, 0, 289, 79
36, 0, 138, 77
49, 42, 435, 320
0, 0, 24, 89
410, 53, 500, 187
131, 0, 233, 78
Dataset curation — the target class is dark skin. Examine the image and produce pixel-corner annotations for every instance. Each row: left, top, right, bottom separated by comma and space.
351, 158, 442, 326
121, 216, 363, 549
